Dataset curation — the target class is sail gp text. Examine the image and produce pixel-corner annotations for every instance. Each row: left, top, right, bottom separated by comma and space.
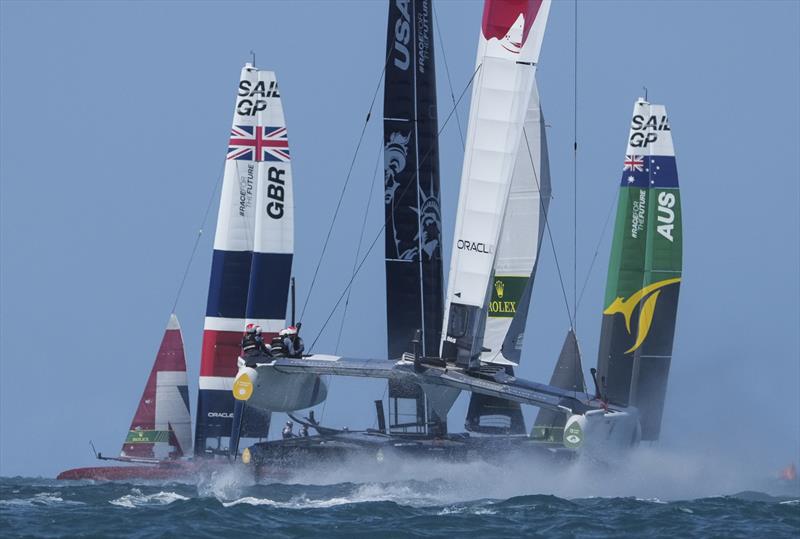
629, 114, 670, 148
236, 79, 280, 116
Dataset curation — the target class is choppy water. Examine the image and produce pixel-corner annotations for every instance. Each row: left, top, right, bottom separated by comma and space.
2, 452, 798, 538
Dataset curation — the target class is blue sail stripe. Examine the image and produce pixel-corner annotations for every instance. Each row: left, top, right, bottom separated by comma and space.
245, 252, 293, 320
206, 250, 253, 319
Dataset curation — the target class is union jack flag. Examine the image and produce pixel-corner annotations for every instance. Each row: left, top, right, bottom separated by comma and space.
227, 125, 290, 162
623, 155, 644, 172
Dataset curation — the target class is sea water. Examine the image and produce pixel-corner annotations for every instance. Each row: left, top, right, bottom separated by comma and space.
2, 450, 798, 538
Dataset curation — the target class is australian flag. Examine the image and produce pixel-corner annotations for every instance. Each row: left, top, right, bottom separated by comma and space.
227, 125, 290, 162
620, 155, 678, 188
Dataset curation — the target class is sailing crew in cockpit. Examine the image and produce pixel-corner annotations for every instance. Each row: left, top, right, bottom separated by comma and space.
242, 324, 271, 366
280, 325, 305, 358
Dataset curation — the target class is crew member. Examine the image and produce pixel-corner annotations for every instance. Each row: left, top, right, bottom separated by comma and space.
254, 325, 272, 357
280, 325, 305, 358
282, 420, 295, 439
299, 424, 309, 437
241, 323, 259, 357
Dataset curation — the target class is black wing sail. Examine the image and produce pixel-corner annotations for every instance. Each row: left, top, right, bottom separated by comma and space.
383, 0, 444, 434
531, 329, 585, 442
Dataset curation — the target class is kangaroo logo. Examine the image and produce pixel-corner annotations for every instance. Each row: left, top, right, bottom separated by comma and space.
603, 277, 681, 354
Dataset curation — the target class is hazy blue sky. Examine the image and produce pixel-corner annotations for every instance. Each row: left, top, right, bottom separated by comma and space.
1, 1, 798, 478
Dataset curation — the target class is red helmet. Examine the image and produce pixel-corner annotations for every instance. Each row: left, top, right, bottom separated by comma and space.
245, 323, 256, 334
279, 326, 298, 337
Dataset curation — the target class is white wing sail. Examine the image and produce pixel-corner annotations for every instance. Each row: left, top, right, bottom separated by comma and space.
441, 0, 551, 368
480, 81, 551, 365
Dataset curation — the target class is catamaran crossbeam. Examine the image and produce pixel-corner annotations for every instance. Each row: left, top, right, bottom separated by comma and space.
232, 354, 642, 453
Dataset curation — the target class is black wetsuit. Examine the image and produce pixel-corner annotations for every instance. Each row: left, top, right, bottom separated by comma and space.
242, 333, 259, 355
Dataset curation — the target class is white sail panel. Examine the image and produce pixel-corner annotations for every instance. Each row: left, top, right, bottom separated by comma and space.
154, 370, 192, 458
441, 0, 551, 367
213, 64, 264, 254
481, 82, 550, 364
252, 70, 293, 257
246, 70, 294, 334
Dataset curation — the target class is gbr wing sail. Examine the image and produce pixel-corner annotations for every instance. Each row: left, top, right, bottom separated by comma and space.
595, 98, 681, 441
195, 64, 293, 454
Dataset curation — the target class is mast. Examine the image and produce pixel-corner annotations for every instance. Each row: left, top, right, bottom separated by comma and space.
195, 64, 292, 455
383, 0, 444, 434
122, 314, 192, 460
595, 98, 681, 441
441, 0, 551, 370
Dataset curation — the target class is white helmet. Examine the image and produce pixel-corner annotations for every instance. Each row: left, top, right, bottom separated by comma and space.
280, 326, 298, 337
255, 325, 262, 335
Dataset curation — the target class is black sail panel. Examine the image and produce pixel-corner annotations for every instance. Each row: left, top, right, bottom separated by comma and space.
531, 329, 585, 442
384, 0, 444, 433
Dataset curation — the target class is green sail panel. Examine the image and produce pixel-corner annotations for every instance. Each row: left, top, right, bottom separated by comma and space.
596, 99, 681, 441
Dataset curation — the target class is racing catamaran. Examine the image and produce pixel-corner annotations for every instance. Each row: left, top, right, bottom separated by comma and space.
231, 0, 683, 467
58, 315, 198, 480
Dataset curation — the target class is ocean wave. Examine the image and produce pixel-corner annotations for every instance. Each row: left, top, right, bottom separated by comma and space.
109, 488, 189, 508
437, 505, 498, 516
0, 492, 84, 508
222, 482, 447, 509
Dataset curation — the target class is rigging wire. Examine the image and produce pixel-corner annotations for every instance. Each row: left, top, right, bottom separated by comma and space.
299, 49, 392, 322
308, 64, 482, 352
572, 0, 579, 335
170, 159, 226, 313
432, 2, 465, 147
334, 139, 383, 354
576, 192, 616, 310
521, 127, 573, 328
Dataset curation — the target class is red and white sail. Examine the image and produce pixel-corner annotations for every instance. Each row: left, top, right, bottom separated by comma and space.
121, 314, 192, 460
441, 0, 551, 367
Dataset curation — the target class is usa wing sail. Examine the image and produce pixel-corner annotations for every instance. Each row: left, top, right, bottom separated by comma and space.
441, 0, 551, 369
595, 98, 681, 441
383, 0, 445, 434
122, 314, 192, 460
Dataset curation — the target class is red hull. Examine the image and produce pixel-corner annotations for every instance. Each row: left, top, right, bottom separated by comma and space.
57, 462, 202, 481
57, 460, 285, 482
